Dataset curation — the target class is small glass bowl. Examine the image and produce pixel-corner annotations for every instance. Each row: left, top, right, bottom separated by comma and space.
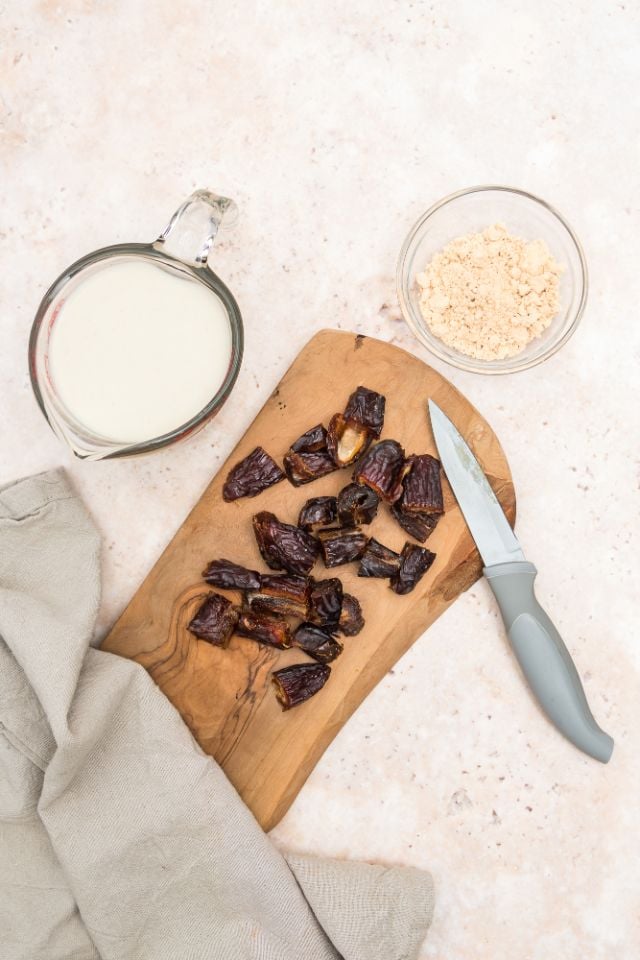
396, 186, 588, 374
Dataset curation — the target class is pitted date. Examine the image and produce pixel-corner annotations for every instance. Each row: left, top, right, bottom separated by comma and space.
338, 593, 365, 636
236, 610, 292, 649
290, 423, 328, 454
252, 511, 319, 575
247, 573, 310, 619
309, 577, 343, 627
390, 543, 436, 595
336, 482, 380, 527
358, 538, 401, 579
298, 496, 338, 532
202, 558, 262, 591
353, 439, 407, 503
272, 662, 331, 710
401, 454, 444, 514
344, 386, 386, 438
326, 413, 371, 467
390, 502, 440, 543
319, 529, 368, 567
187, 593, 239, 648
223, 446, 285, 501
284, 450, 337, 486
292, 623, 343, 663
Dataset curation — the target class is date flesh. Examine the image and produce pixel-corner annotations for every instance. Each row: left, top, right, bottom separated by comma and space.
187, 593, 239, 647
326, 413, 371, 467
390, 502, 440, 543
202, 558, 262, 591
338, 593, 365, 636
247, 573, 310, 619
319, 529, 368, 567
236, 610, 292, 649
344, 386, 386, 438
223, 446, 285, 501
401, 454, 444, 514
358, 538, 401, 579
272, 662, 331, 710
390, 543, 436, 595
292, 623, 343, 663
309, 577, 343, 627
284, 450, 337, 486
252, 511, 319, 575
291, 423, 328, 454
298, 496, 338, 532
336, 482, 380, 527
353, 439, 407, 503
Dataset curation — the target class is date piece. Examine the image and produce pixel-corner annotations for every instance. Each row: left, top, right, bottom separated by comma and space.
202, 558, 261, 591
187, 593, 239, 648
284, 450, 337, 486
353, 440, 407, 503
223, 446, 285, 501
390, 543, 436, 595
344, 386, 386, 438
309, 577, 343, 627
390, 502, 440, 543
319, 529, 368, 568
358, 538, 401, 579
338, 593, 365, 636
336, 482, 380, 528
401, 454, 444, 514
236, 610, 292, 649
252, 511, 319, 575
290, 423, 328, 454
247, 573, 310, 619
298, 496, 338, 532
292, 623, 343, 663
326, 413, 372, 467
272, 662, 331, 710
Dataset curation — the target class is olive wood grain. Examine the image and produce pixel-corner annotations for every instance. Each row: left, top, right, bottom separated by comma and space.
102, 330, 516, 830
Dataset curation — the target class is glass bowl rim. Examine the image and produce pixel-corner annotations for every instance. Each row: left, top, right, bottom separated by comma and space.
396, 184, 589, 375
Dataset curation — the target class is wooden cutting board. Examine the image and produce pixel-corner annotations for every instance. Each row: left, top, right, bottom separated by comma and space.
102, 330, 515, 830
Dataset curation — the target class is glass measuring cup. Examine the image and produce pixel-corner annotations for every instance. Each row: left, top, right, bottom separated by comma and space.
28, 190, 243, 459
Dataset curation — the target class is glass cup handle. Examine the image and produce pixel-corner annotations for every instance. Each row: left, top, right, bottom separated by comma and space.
154, 190, 238, 266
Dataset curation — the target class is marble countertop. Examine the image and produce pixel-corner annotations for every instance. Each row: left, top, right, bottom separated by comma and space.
2, 2, 638, 956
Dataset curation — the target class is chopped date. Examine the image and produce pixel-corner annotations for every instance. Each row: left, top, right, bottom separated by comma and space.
336, 482, 380, 527
298, 496, 338, 532
390, 502, 440, 543
358, 538, 401, 579
290, 423, 328, 454
326, 413, 371, 467
401, 454, 444, 514
252, 511, 319, 575
353, 439, 407, 503
236, 610, 292, 649
390, 543, 436, 595
187, 593, 238, 648
284, 450, 337, 486
223, 446, 285, 501
292, 623, 344, 663
202, 558, 262, 591
272, 662, 331, 710
344, 386, 386, 438
309, 577, 343, 627
319, 529, 368, 567
248, 573, 310, 619
338, 593, 365, 636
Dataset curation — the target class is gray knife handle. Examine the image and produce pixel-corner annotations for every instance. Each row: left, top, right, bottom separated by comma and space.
484, 561, 614, 763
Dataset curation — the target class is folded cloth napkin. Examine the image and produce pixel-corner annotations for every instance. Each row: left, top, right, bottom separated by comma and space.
0, 469, 434, 960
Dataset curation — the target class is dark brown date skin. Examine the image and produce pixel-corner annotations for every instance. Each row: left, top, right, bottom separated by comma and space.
338, 593, 365, 636
284, 450, 337, 486
290, 423, 328, 454
202, 558, 261, 591
353, 439, 407, 503
390, 502, 440, 543
236, 610, 292, 649
247, 573, 310, 619
292, 623, 343, 663
319, 529, 368, 567
390, 543, 436, 595
401, 454, 444, 514
252, 511, 319, 575
344, 386, 386, 438
298, 496, 338, 532
272, 662, 331, 710
336, 482, 380, 527
187, 593, 239, 647
223, 446, 285, 501
309, 577, 343, 627
358, 538, 401, 579
326, 413, 371, 467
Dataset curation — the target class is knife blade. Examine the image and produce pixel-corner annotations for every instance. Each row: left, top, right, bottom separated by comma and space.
428, 399, 614, 764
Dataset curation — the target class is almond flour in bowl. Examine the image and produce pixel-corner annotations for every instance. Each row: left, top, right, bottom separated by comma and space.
397, 186, 588, 375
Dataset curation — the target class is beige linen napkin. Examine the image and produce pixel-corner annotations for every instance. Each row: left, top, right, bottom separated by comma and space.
0, 469, 434, 960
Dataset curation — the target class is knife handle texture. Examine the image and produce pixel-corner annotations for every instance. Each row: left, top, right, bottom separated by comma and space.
484, 561, 614, 764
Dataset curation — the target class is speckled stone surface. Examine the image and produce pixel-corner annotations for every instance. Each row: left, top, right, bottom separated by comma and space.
1, 2, 639, 956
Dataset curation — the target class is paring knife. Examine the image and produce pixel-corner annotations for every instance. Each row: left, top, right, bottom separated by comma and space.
428, 399, 613, 764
